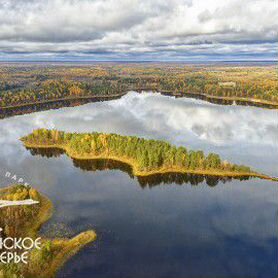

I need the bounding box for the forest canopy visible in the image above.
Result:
[22,129,253,175]
[1,64,277,107]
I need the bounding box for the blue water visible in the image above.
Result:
[0,92,277,278]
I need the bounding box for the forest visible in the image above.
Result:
[21,129,256,177]
[0,63,277,108]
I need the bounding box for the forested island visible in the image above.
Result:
[0,184,96,278]
[0,64,277,113]
[21,129,275,181]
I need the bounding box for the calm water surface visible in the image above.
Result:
[0,92,277,278]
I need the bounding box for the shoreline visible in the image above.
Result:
[22,142,278,182]
[0,184,97,277]
[173,92,278,108]
[0,92,127,110]
[1,89,277,112]
[155,90,278,108]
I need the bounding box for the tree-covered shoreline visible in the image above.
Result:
[1,64,277,109]
[21,129,274,181]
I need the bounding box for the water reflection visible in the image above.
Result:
[2,90,275,121]
[26,147,251,187]
[0,92,277,278]
[1,92,276,175]
[27,147,65,158]
[73,159,251,187]
[0,94,124,119]
[137,173,250,187]
[160,91,278,109]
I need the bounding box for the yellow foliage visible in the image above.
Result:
[69,85,83,96]
[29,188,40,200]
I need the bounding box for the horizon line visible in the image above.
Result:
[0,59,277,63]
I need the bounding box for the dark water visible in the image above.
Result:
[0,92,277,278]
[26,147,252,187]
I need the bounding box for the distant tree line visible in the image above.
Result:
[0,79,124,107]
[1,65,277,107]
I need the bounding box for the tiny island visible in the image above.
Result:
[21,129,276,181]
[0,184,96,278]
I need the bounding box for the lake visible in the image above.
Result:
[0,92,277,278]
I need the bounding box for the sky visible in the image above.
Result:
[0,0,277,61]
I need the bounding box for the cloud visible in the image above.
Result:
[0,0,277,60]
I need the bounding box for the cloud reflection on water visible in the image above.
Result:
[0,91,277,175]
[0,92,277,278]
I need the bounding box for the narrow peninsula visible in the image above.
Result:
[21,129,276,181]
[0,184,97,278]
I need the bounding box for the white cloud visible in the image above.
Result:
[0,0,277,59]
